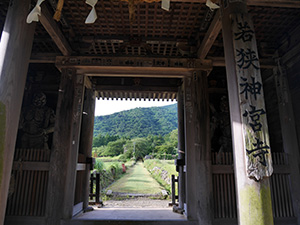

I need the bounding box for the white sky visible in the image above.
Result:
[95,99,177,116]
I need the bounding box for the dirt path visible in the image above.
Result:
[107,162,163,195]
[103,197,171,208]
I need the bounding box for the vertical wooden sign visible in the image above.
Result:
[231,14,273,180]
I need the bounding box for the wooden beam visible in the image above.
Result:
[12,162,50,171]
[209,57,276,68]
[246,0,300,8]
[84,76,93,89]
[55,56,213,77]
[197,10,221,60]
[30,53,58,63]
[0,0,35,223]
[171,0,300,8]
[39,5,72,56]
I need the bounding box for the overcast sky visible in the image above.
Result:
[95,99,177,116]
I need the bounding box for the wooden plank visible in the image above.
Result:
[212,165,234,174]
[76,163,86,171]
[0,0,35,222]
[40,4,72,56]
[73,202,83,217]
[12,162,50,171]
[197,10,221,60]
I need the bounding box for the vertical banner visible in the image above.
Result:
[231,14,273,180]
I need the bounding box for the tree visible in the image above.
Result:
[101,138,126,156]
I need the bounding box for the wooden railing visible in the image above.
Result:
[212,152,294,220]
[89,171,114,204]
[6,149,50,217]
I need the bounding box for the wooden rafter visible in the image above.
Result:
[39,4,72,56]
[197,10,221,59]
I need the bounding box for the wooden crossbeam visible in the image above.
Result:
[246,0,300,8]
[39,5,72,56]
[197,10,221,60]
[171,0,300,8]
[55,56,212,77]
[209,57,276,69]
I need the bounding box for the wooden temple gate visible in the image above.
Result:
[1,0,300,225]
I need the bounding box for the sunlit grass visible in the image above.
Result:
[108,162,163,194]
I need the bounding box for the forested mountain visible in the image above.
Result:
[93,103,178,138]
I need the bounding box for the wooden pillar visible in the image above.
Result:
[184,72,213,223]
[46,69,85,224]
[80,87,96,210]
[221,1,274,224]
[0,0,35,224]
[274,60,300,224]
[177,85,186,210]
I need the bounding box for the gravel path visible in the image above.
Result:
[101,197,171,208]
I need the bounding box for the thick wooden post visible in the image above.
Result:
[184,72,213,223]
[46,69,85,224]
[80,87,96,210]
[0,0,35,223]
[221,1,274,224]
[177,86,186,210]
[274,61,300,224]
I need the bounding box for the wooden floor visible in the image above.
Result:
[62,207,197,225]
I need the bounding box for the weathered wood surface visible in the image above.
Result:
[184,72,213,223]
[46,69,85,224]
[0,0,35,223]
[79,88,96,210]
[6,149,50,217]
[177,86,186,210]
[231,12,272,180]
[211,152,295,220]
[40,4,72,56]
[274,59,300,224]
[55,56,212,77]
[221,1,274,224]
[197,10,222,60]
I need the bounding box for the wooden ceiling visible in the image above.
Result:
[1,0,300,101]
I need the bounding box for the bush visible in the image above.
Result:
[93,158,104,172]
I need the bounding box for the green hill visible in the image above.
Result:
[93,103,178,138]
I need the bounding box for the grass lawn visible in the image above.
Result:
[108,162,163,194]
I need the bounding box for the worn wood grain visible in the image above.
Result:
[79,88,96,210]
[0,0,35,223]
[46,69,85,224]
[184,72,212,223]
